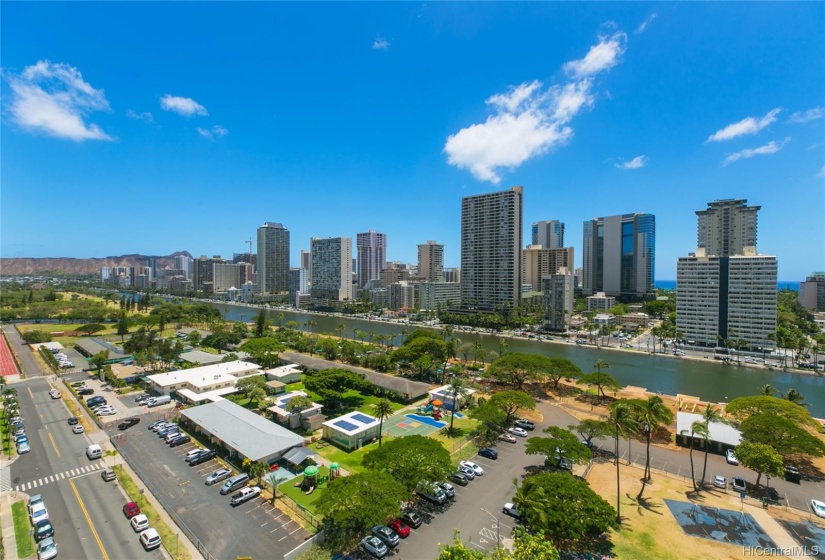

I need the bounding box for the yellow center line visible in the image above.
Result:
[47,432,60,457]
[27,387,34,399]
[69,478,110,560]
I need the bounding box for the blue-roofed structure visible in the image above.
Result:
[322,410,380,450]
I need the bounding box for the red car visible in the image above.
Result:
[123,502,141,519]
[388,519,410,538]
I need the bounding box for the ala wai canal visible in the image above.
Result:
[205,302,825,418]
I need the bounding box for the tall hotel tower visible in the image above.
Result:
[257,222,290,295]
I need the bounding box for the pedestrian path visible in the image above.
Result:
[7,461,108,492]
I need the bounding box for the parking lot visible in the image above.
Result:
[61,372,175,425]
[106,412,309,560]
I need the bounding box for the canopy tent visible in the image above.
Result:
[282,446,318,468]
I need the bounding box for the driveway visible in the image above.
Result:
[106,413,309,560]
[61,373,175,425]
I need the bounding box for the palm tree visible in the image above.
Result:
[681,421,707,492]
[607,401,636,524]
[249,461,269,486]
[446,376,470,434]
[633,396,674,499]
[783,389,806,405]
[698,404,725,489]
[304,320,316,334]
[498,337,509,357]
[594,359,610,374]
[760,384,777,396]
[372,399,394,446]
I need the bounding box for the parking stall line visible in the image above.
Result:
[278,535,288,541]
[289,526,302,535]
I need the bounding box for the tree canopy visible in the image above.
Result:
[486,353,554,390]
[735,441,785,487]
[578,371,622,402]
[488,391,536,425]
[362,435,452,492]
[725,395,819,429]
[303,368,371,411]
[525,426,593,468]
[436,527,559,560]
[514,472,617,548]
[739,414,825,458]
[569,419,610,447]
[544,358,583,389]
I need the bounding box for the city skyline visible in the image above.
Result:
[1,3,823,280]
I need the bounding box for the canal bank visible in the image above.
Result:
[200,301,825,418]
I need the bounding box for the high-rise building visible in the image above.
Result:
[417,241,445,283]
[799,273,825,312]
[582,213,655,298]
[522,246,574,291]
[542,267,574,331]
[461,187,523,312]
[444,268,461,283]
[213,263,243,292]
[193,256,223,294]
[531,220,564,248]
[380,266,410,288]
[419,282,461,310]
[174,255,192,279]
[356,231,387,288]
[310,237,353,301]
[676,248,777,350]
[257,222,290,295]
[696,199,760,257]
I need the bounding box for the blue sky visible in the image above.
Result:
[2,2,823,281]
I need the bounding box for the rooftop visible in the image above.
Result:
[322,410,379,436]
[676,411,743,447]
[181,399,305,462]
[147,360,261,388]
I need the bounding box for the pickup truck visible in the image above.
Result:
[230,486,261,507]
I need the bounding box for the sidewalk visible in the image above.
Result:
[742,500,808,560]
[1,451,21,560]
[89,430,203,560]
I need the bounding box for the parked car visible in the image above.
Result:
[459,461,484,476]
[388,518,411,537]
[140,528,162,550]
[130,513,150,532]
[186,448,207,463]
[34,519,54,541]
[732,477,747,493]
[31,503,49,524]
[148,420,165,430]
[158,425,179,437]
[190,450,216,466]
[498,433,517,444]
[726,449,739,465]
[169,435,191,447]
[36,536,57,560]
[449,472,469,486]
[17,442,31,454]
[97,408,117,416]
[401,511,422,529]
[514,419,535,431]
[77,388,94,396]
[118,418,140,430]
[165,431,185,443]
[123,501,141,519]
[478,448,498,460]
[437,481,455,499]
[502,502,520,519]
[712,475,727,489]
[67,417,78,427]
[457,465,476,480]
[102,469,116,482]
[28,495,44,518]
[371,525,400,548]
[784,466,801,483]
[360,535,388,558]
[231,486,262,506]
[49,390,61,400]
[134,394,151,403]
[508,427,528,438]
[205,468,233,486]
[812,499,825,519]
[15,434,28,445]
[416,481,447,505]
[72,425,85,434]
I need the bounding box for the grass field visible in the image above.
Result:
[276,466,331,514]
[283,381,406,416]
[12,500,35,557]
[313,438,387,474]
[113,464,191,560]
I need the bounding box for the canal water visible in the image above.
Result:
[207,302,825,417]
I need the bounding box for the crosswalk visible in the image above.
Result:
[8,461,108,492]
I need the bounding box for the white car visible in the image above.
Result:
[140,528,162,550]
[31,503,49,524]
[508,427,528,438]
[459,461,484,476]
[726,449,739,465]
[37,537,57,560]
[130,513,150,532]
[712,475,727,489]
[812,499,825,519]
[502,502,520,519]
[72,425,85,434]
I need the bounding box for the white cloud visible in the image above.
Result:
[615,155,647,169]
[788,107,823,124]
[7,60,113,141]
[635,13,657,33]
[197,125,229,139]
[126,110,153,123]
[160,94,207,116]
[722,137,789,166]
[372,36,390,50]
[445,31,625,183]
[563,32,626,78]
[818,166,825,178]
[707,108,781,142]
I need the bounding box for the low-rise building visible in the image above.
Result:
[322,411,381,450]
[587,292,616,311]
[675,411,742,453]
[264,363,302,385]
[267,391,324,430]
[145,360,263,404]
[616,312,650,328]
[428,384,477,411]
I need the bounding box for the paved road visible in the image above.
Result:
[10,377,162,560]
[107,412,309,560]
[4,325,46,378]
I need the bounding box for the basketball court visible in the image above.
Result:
[382,413,444,438]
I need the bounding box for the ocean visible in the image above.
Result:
[656,280,799,291]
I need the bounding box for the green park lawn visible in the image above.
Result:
[277,465,331,515]
[283,382,406,416]
[312,437,391,474]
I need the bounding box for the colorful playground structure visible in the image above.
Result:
[416,399,452,421]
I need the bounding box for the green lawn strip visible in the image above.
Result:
[276,466,331,515]
[11,500,35,558]
[112,465,191,560]
[451,441,480,464]
[313,439,388,474]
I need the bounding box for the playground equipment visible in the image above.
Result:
[417,403,435,415]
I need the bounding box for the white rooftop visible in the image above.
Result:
[178,386,239,403]
[267,391,323,419]
[676,412,743,447]
[264,364,302,378]
[430,384,478,400]
[322,410,379,436]
[147,360,261,388]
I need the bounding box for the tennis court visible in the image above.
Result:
[383,413,444,438]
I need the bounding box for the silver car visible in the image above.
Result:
[205,468,233,486]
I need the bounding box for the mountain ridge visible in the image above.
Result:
[0,251,193,275]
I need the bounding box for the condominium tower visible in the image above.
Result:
[582,213,656,298]
[310,237,353,301]
[417,241,445,283]
[356,231,387,288]
[257,222,290,295]
[522,246,574,291]
[531,220,564,249]
[460,186,523,311]
[696,199,760,257]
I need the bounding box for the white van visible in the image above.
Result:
[86,444,102,460]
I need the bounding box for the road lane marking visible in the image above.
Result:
[27,387,34,399]
[69,477,109,560]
